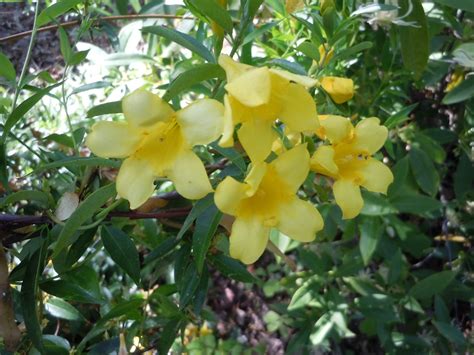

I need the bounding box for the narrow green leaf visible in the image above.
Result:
[159,318,182,354]
[242,22,279,45]
[101,226,141,285]
[399,0,429,75]
[45,297,84,321]
[387,156,410,198]
[145,195,213,264]
[0,52,16,81]
[163,64,225,101]
[37,0,83,27]
[359,217,382,265]
[189,0,233,33]
[0,190,51,208]
[103,53,156,66]
[390,193,442,215]
[86,100,123,118]
[434,295,450,322]
[33,157,120,174]
[409,147,439,196]
[409,270,457,299]
[384,103,418,129]
[454,152,474,201]
[58,27,72,63]
[142,26,215,62]
[68,50,89,66]
[332,41,373,61]
[296,42,320,61]
[40,280,101,304]
[71,81,111,95]
[433,321,467,345]
[53,184,116,258]
[433,0,474,12]
[178,264,201,307]
[192,203,222,273]
[208,253,259,283]
[20,245,47,352]
[2,82,62,141]
[442,76,474,104]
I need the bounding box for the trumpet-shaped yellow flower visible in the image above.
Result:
[310,116,393,219]
[320,76,354,104]
[86,89,224,209]
[218,55,320,162]
[215,145,324,264]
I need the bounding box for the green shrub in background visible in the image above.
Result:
[0,0,473,353]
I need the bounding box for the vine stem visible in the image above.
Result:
[0,14,195,44]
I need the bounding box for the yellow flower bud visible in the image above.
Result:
[318,44,334,66]
[320,76,354,104]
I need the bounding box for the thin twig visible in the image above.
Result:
[0,14,195,44]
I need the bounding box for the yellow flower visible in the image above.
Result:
[310,116,393,219]
[215,145,324,264]
[86,89,224,209]
[320,76,354,104]
[318,44,334,66]
[218,55,320,162]
[445,69,463,92]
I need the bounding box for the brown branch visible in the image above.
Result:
[0,14,195,44]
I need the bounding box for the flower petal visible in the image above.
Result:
[360,158,393,194]
[215,177,248,215]
[176,99,224,146]
[320,76,354,104]
[225,67,272,107]
[317,115,353,144]
[269,68,317,87]
[122,88,174,127]
[245,161,267,195]
[218,55,253,82]
[219,95,235,147]
[279,83,319,132]
[333,179,363,219]
[278,198,323,242]
[117,158,155,209]
[352,117,388,155]
[237,119,276,162]
[229,217,269,264]
[168,150,213,200]
[272,144,309,193]
[86,121,139,158]
[310,145,339,177]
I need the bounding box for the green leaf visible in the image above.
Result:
[71,81,111,95]
[359,217,382,265]
[159,318,183,354]
[41,280,102,304]
[101,226,141,285]
[442,76,474,104]
[86,101,123,118]
[433,321,466,345]
[142,26,215,63]
[434,295,450,322]
[20,245,47,352]
[37,0,83,27]
[53,183,116,258]
[0,52,16,81]
[433,0,474,12]
[103,53,156,66]
[409,271,457,299]
[409,147,439,196]
[390,193,442,215]
[384,103,418,129]
[58,27,72,63]
[45,297,84,321]
[332,41,373,61]
[163,64,225,101]
[2,82,62,141]
[33,157,120,174]
[454,152,474,201]
[296,42,320,61]
[0,190,52,208]
[208,253,259,283]
[145,195,213,264]
[453,43,474,67]
[242,22,279,45]
[399,0,429,75]
[387,156,409,198]
[68,50,90,66]
[189,0,233,33]
[192,202,222,273]
[178,263,201,307]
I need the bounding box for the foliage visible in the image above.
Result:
[0,0,473,353]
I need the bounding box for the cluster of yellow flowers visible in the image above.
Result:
[86,55,393,264]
